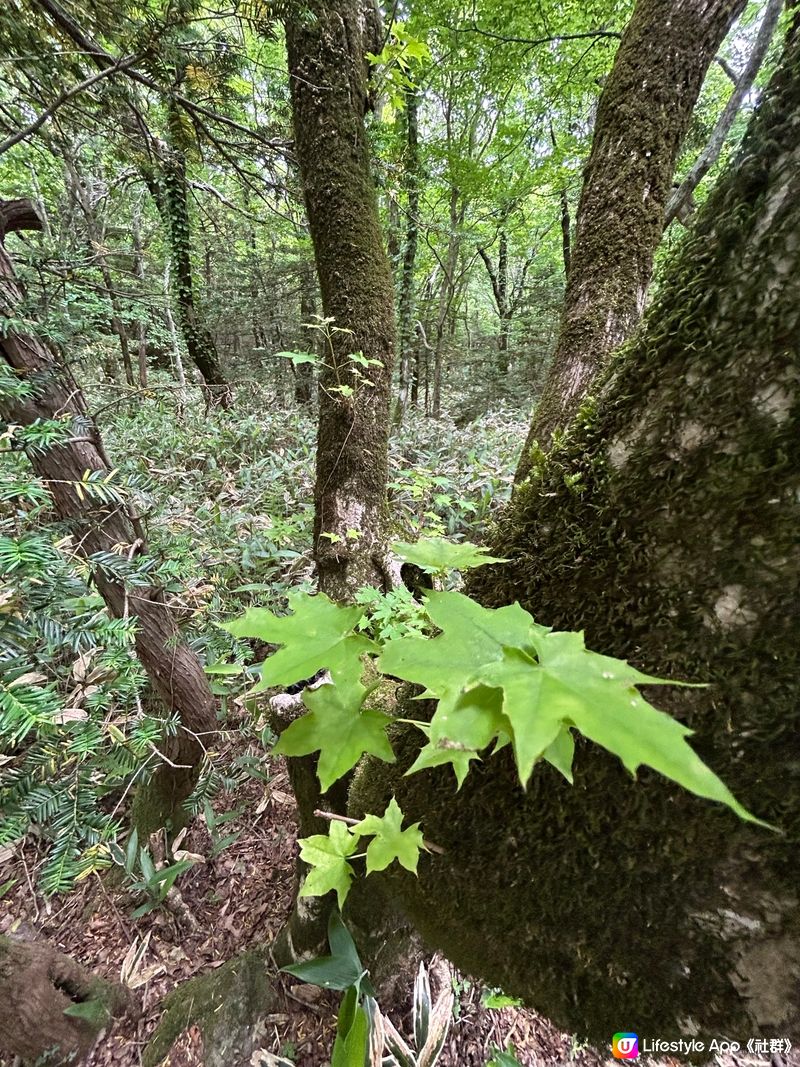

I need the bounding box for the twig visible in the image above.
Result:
[313,808,446,855]
[0,56,139,156]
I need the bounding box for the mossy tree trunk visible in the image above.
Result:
[515,0,747,480]
[295,258,317,406]
[154,149,233,409]
[285,0,396,602]
[0,933,131,1064]
[0,201,217,835]
[350,16,800,1043]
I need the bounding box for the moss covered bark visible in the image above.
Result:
[349,17,800,1044]
[143,950,276,1067]
[285,0,396,601]
[516,0,747,478]
[0,934,131,1064]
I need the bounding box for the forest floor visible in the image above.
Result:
[2,732,615,1067]
[2,730,797,1067]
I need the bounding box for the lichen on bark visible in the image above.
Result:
[349,14,800,1043]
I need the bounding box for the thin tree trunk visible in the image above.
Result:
[666,0,784,226]
[64,155,135,386]
[558,187,571,276]
[156,156,232,409]
[395,87,420,423]
[285,0,396,602]
[432,190,461,418]
[478,226,511,380]
[164,260,187,396]
[0,203,217,833]
[132,200,148,388]
[352,14,800,1040]
[516,0,748,480]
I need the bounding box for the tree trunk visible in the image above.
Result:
[395,87,420,423]
[0,934,131,1065]
[295,258,317,406]
[478,225,511,380]
[350,14,800,1043]
[157,156,232,409]
[132,200,148,388]
[285,0,396,602]
[0,204,217,834]
[432,188,462,419]
[515,0,747,480]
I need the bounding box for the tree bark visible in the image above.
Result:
[0,934,131,1064]
[0,204,217,833]
[152,153,233,409]
[285,0,396,601]
[515,0,748,481]
[295,258,317,406]
[350,13,800,1042]
[132,201,149,388]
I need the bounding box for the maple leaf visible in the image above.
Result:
[273,674,395,792]
[222,592,377,690]
[298,820,358,910]
[380,589,545,699]
[393,537,508,574]
[353,797,425,874]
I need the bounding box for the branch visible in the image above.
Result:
[457,23,621,48]
[0,198,43,241]
[28,0,289,156]
[477,245,503,311]
[0,56,137,157]
[666,0,784,226]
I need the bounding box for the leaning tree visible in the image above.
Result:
[350,7,800,1044]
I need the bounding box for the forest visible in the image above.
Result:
[0,0,798,1064]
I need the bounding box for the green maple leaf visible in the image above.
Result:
[273,675,395,792]
[405,735,480,789]
[380,590,545,699]
[353,797,425,874]
[298,820,358,909]
[393,537,509,575]
[524,629,765,824]
[222,592,377,690]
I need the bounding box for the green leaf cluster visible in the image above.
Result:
[297,799,424,909]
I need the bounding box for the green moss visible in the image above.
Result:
[143,950,276,1067]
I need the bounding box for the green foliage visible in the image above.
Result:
[285,914,451,1067]
[394,536,508,576]
[226,537,762,911]
[274,674,395,793]
[224,592,378,691]
[486,1045,523,1066]
[297,799,424,908]
[109,826,198,917]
